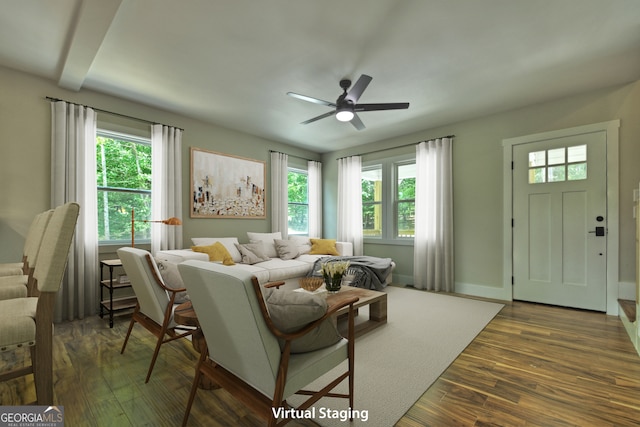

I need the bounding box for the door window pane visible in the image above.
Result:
[529,151,546,167]
[568,163,587,181]
[548,148,565,165]
[568,145,586,162]
[529,167,546,184]
[548,165,566,182]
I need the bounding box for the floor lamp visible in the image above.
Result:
[131,208,182,247]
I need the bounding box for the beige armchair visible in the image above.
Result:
[117,247,196,383]
[0,202,79,405]
[178,260,358,427]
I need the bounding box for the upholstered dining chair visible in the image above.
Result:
[178,260,358,427]
[0,209,53,300]
[117,247,196,383]
[0,202,79,405]
[0,209,52,277]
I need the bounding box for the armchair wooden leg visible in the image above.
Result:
[120,306,139,355]
[182,351,207,427]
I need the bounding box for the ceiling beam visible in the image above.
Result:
[58,0,123,91]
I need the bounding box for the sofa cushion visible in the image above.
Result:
[264,288,342,353]
[255,258,313,282]
[191,237,242,263]
[309,238,340,256]
[247,232,281,258]
[235,242,271,265]
[191,242,236,265]
[155,259,190,304]
[274,239,299,260]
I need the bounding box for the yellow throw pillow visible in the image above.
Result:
[191,241,235,265]
[309,238,340,256]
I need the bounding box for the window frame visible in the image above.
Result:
[96,129,152,246]
[362,153,416,246]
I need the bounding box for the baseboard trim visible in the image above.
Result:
[454,282,512,301]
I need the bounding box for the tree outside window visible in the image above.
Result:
[396,163,416,238]
[362,166,382,237]
[97,132,152,244]
[288,169,308,235]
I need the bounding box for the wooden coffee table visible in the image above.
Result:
[326,286,387,337]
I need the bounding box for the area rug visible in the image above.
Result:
[287,286,504,426]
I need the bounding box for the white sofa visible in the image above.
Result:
[155,233,355,288]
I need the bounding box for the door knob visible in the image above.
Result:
[588,226,605,236]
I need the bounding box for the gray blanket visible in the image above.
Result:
[307,256,393,291]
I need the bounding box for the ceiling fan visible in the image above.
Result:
[287,74,410,130]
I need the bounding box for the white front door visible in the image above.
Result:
[512,130,607,311]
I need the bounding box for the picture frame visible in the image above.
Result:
[190,147,266,218]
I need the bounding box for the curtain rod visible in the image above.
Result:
[46,96,185,131]
[336,134,455,161]
[269,149,318,163]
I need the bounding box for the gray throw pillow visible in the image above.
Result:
[264,288,342,353]
[274,239,299,260]
[155,259,190,304]
[235,242,270,264]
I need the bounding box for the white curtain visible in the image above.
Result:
[308,160,322,238]
[413,137,454,291]
[51,101,98,322]
[151,124,183,254]
[271,151,289,237]
[337,156,363,255]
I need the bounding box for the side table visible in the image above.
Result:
[99,258,137,328]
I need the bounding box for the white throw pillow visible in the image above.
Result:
[288,236,312,255]
[247,231,281,258]
[274,239,299,260]
[264,288,342,353]
[191,237,242,263]
[154,259,190,304]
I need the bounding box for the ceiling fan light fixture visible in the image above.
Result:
[335,105,354,122]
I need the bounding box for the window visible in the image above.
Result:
[287,168,308,235]
[97,131,152,244]
[362,166,382,237]
[362,156,416,242]
[528,144,587,184]
[396,163,416,237]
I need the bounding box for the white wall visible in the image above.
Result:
[323,80,640,300]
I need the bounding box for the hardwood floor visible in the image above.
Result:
[1,297,639,426]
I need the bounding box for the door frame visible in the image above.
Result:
[502,120,620,315]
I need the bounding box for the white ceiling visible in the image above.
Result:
[2,0,639,153]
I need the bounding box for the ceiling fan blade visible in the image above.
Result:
[345,74,372,104]
[287,92,335,107]
[356,102,410,111]
[301,110,336,125]
[350,113,366,131]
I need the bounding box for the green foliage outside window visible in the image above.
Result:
[397,177,415,237]
[362,175,381,237]
[96,135,152,243]
[288,170,308,235]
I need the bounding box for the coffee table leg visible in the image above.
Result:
[369,297,387,322]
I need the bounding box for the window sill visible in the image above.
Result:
[363,238,414,246]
